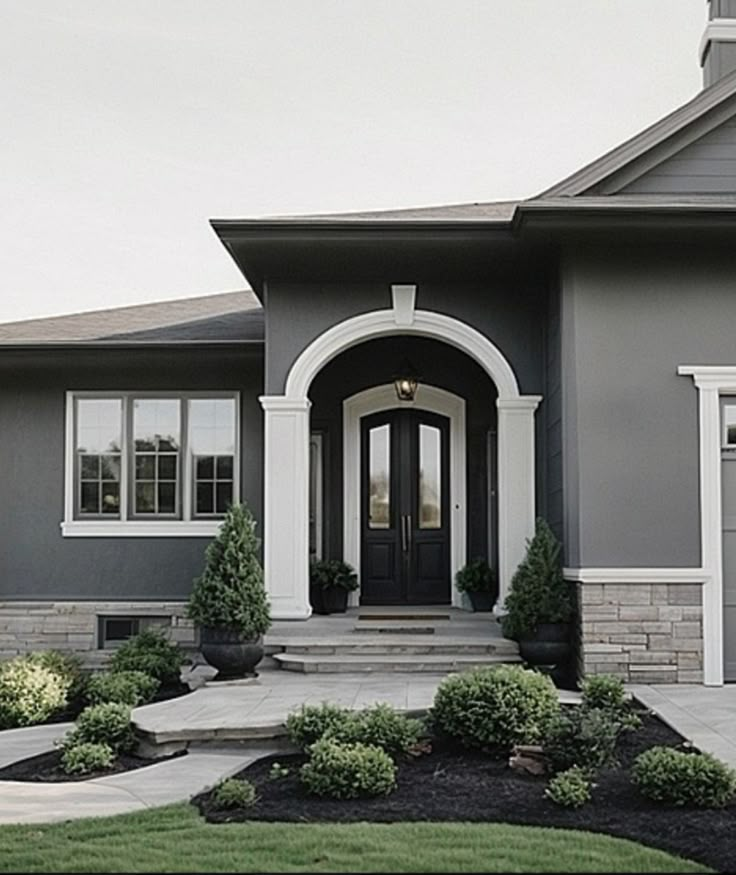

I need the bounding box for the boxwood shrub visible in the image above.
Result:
[545,766,592,808]
[212,778,258,810]
[65,702,137,754]
[109,629,184,686]
[328,704,424,755]
[543,707,620,774]
[300,739,396,799]
[86,671,159,707]
[431,664,559,750]
[60,742,115,775]
[631,746,736,808]
[0,658,69,728]
[285,703,352,751]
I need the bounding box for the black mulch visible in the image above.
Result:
[0,748,186,783]
[193,710,735,873]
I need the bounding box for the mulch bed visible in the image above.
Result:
[0,748,186,783]
[193,708,735,873]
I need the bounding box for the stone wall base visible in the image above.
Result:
[0,601,196,667]
[578,582,704,684]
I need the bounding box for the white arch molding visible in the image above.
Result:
[260,298,542,619]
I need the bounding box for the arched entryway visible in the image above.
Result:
[260,286,541,618]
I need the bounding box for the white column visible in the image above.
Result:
[259,395,312,619]
[695,382,723,685]
[496,395,542,611]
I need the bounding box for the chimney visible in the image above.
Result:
[702,0,736,87]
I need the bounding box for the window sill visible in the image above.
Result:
[60,520,222,538]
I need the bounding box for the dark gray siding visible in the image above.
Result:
[622,118,736,194]
[559,243,736,568]
[264,279,545,397]
[545,278,563,543]
[0,348,263,600]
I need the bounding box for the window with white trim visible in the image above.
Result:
[69,392,239,525]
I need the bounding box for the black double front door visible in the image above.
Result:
[360,409,450,605]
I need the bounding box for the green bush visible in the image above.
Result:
[431,665,559,750]
[631,746,736,808]
[86,671,159,707]
[0,658,68,728]
[501,518,574,640]
[65,702,136,754]
[328,704,423,756]
[285,703,353,751]
[581,675,626,713]
[543,707,620,774]
[300,739,396,799]
[545,766,592,808]
[309,559,359,591]
[212,778,258,810]
[109,629,185,686]
[187,503,271,639]
[60,742,115,775]
[455,558,495,594]
[24,651,86,702]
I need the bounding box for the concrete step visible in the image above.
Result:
[272,652,521,673]
[353,622,441,634]
[280,641,519,656]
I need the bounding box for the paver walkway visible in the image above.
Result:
[0,745,270,825]
[0,669,580,825]
[631,683,736,767]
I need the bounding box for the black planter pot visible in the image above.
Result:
[519,622,572,667]
[310,585,349,615]
[200,626,264,679]
[466,591,494,612]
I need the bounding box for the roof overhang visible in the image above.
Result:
[211,219,524,297]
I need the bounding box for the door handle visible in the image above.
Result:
[406,514,412,554]
[400,515,408,554]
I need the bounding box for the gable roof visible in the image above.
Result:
[0,290,263,346]
[540,67,736,197]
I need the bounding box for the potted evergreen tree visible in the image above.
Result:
[455,558,496,611]
[187,503,271,679]
[309,559,358,614]
[500,518,574,666]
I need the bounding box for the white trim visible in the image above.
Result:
[700,18,736,64]
[343,384,467,609]
[284,308,521,401]
[262,298,539,619]
[63,390,240,537]
[61,520,223,538]
[564,567,709,584]
[677,364,736,686]
[391,285,416,326]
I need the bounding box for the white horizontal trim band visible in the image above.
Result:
[61,521,222,538]
[564,567,710,584]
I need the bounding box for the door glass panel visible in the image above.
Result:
[725,406,736,446]
[368,424,390,529]
[419,423,441,529]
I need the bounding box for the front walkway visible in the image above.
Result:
[631,684,736,768]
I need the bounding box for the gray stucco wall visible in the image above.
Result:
[560,243,736,568]
[0,347,263,600]
[264,279,545,397]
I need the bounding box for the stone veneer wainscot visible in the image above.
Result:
[0,601,196,667]
[577,583,704,684]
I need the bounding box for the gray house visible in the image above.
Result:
[4,2,736,685]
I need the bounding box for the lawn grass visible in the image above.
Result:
[0,804,709,873]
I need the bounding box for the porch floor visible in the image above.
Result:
[265,606,510,646]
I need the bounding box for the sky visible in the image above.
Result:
[0,0,707,323]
